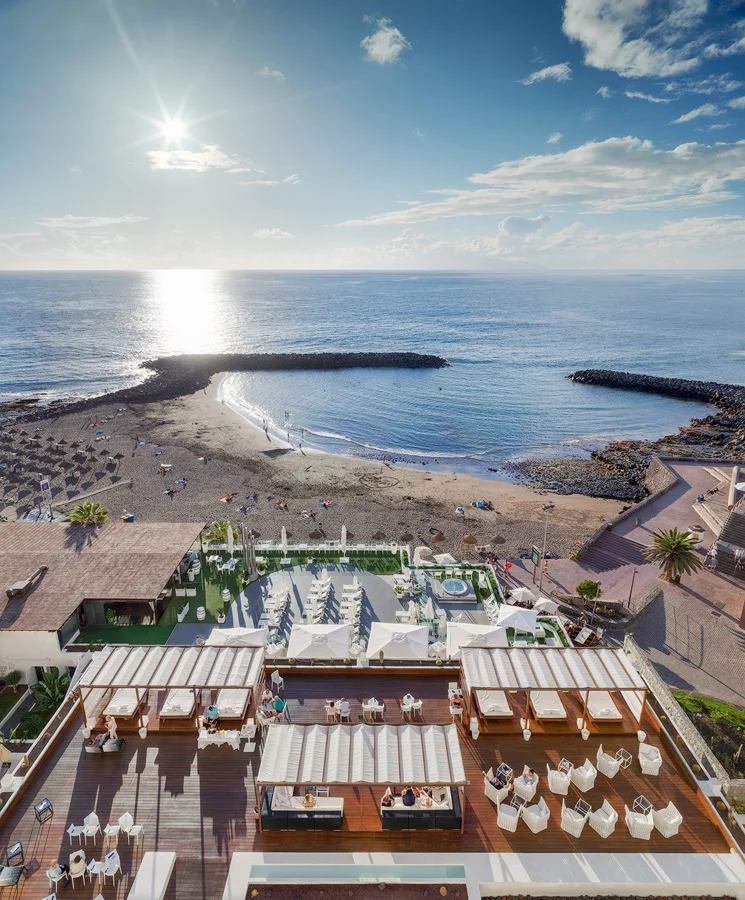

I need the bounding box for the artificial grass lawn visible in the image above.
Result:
[260,551,402,576]
[673,691,745,728]
[161,556,245,625]
[76,624,175,645]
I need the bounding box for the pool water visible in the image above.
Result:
[441,578,469,595]
[250,864,466,881]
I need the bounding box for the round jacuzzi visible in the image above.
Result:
[441,578,469,596]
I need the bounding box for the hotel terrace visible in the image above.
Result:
[0,523,744,900]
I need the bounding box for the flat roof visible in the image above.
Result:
[0,521,204,632]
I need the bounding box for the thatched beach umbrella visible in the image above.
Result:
[399,532,414,542]
[309,529,323,540]
[432,531,446,543]
[490,535,506,546]
[372,530,386,540]
[46,435,55,443]
[462,533,478,557]
[19,430,28,436]
[247,528,261,539]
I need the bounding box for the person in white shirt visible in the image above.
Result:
[338,698,351,717]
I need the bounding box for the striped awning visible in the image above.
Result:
[257,723,466,785]
[461,647,646,693]
[78,644,264,691]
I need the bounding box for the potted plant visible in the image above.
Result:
[217,605,226,625]
[105,607,116,626]
[379,650,385,666]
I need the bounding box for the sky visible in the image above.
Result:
[1,0,745,270]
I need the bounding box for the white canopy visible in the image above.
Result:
[412,546,433,566]
[446,623,509,659]
[461,647,647,693]
[78,644,264,690]
[496,604,538,633]
[257,723,466,785]
[205,627,267,647]
[434,553,458,565]
[506,586,537,606]
[366,622,429,660]
[287,623,350,660]
[534,598,559,615]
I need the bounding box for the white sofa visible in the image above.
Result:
[271,786,344,813]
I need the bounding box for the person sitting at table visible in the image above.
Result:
[261,688,274,708]
[303,791,317,808]
[203,705,220,729]
[381,786,394,807]
[48,858,70,884]
[401,786,417,807]
[450,693,464,709]
[338,697,351,718]
[483,768,511,789]
[273,695,287,719]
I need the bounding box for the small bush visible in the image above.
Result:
[12,709,52,741]
[3,670,22,687]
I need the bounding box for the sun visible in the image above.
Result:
[159,116,187,147]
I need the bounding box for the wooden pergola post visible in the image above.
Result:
[135,687,143,730]
[78,687,88,729]
[193,688,199,730]
[523,691,531,730]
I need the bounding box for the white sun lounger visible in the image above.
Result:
[583,690,623,721]
[217,689,250,719]
[530,690,567,719]
[126,851,176,900]
[476,690,513,717]
[160,689,196,718]
[104,688,147,718]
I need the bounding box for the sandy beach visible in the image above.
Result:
[1,373,626,559]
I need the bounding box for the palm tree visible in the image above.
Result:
[32,667,70,711]
[644,527,703,582]
[68,500,109,526]
[204,519,231,546]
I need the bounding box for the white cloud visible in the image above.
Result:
[625,90,671,103]
[69,165,83,175]
[37,214,147,229]
[361,17,411,64]
[241,179,280,186]
[256,65,285,81]
[498,215,550,235]
[254,227,294,239]
[673,103,724,123]
[562,0,705,78]
[340,136,745,226]
[703,30,745,59]
[521,62,571,84]
[666,73,744,95]
[147,144,249,173]
[729,96,745,110]
[547,132,563,144]
[597,86,612,99]
[413,129,427,140]
[283,174,300,184]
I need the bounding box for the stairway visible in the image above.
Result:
[718,508,745,549]
[580,531,649,573]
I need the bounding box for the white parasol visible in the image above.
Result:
[496,604,538,634]
[366,622,429,660]
[227,524,234,556]
[533,597,559,615]
[423,597,435,621]
[281,525,288,556]
[407,599,419,624]
[287,623,351,659]
[341,524,347,555]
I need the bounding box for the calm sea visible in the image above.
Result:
[1,270,743,476]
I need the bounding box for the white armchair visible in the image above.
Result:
[522,796,550,833]
[570,758,597,792]
[561,799,590,837]
[546,763,570,795]
[625,805,654,840]
[597,744,621,778]
[484,769,510,807]
[102,849,121,885]
[639,743,662,776]
[653,801,683,838]
[497,802,520,832]
[82,812,101,844]
[589,799,618,838]
[513,765,539,802]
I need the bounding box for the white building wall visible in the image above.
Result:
[0,630,85,681]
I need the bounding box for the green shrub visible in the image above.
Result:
[11,710,53,741]
[33,668,69,712]
[3,670,22,687]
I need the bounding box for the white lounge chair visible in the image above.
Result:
[102,849,121,885]
[118,811,144,844]
[653,801,683,838]
[513,765,538,801]
[83,812,101,844]
[589,799,618,838]
[67,823,84,845]
[625,805,654,840]
[570,758,597,792]
[497,802,520,832]
[561,799,590,837]
[522,796,550,833]
[546,763,570,795]
[597,744,621,778]
[639,743,662,776]
[483,769,510,807]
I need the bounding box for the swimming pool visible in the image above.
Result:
[249,864,466,881]
[441,578,469,596]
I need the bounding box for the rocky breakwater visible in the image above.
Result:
[2,351,449,423]
[511,369,745,501]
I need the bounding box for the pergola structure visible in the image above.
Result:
[256,723,467,833]
[76,643,265,732]
[460,646,648,734]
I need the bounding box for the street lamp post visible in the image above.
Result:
[538,503,554,593]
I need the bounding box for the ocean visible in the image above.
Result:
[1,269,743,477]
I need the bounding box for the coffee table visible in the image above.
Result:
[558,758,573,775]
[633,795,652,815]
[496,763,513,781]
[574,798,592,816]
[616,748,633,769]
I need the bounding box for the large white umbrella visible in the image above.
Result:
[506,586,536,607]
[412,546,433,566]
[205,627,267,646]
[366,622,429,660]
[423,597,435,621]
[341,524,347,555]
[434,553,458,565]
[446,623,509,658]
[407,599,418,624]
[352,574,360,591]
[287,623,351,660]
[281,525,288,556]
[534,598,559,615]
[227,524,234,556]
[496,604,538,634]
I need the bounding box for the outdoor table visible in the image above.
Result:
[448,687,463,699]
[574,798,592,816]
[558,758,573,775]
[616,748,633,769]
[633,795,652,815]
[197,730,241,750]
[496,763,513,781]
[206,555,221,565]
[402,693,415,705]
[510,794,526,810]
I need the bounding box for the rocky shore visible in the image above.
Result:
[1,351,449,423]
[511,369,745,500]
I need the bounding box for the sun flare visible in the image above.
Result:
[159,116,186,146]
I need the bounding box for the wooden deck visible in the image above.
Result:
[0,673,732,900]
